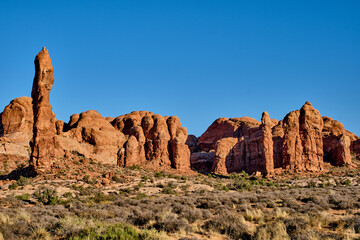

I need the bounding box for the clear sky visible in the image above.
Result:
[1,1,359,137]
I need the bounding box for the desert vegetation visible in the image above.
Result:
[1,160,360,240]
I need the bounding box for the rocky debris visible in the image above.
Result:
[322,117,352,166]
[30,47,63,174]
[112,111,191,170]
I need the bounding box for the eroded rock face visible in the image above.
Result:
[30,47,63,174]
[200,113,274,176]
[0,97,34,173]
[59,110,125,165]
[299,102,324,171]
[1,97,33,143]
[193,102,354,176]
[322,117,352,166]
[282,102,324,172]
[197,118,240,151]
[112,111,191,170]
[352,139,360,159]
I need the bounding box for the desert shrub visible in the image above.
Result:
[91,191,117,203]
[154,172,165,178]
[345,216,360,233]
[329,194,355,210]
[69,223,140,240]
[128,208,154,226]
[153,212,190,233]
[30,226,52,240]
[63,192,73,198]
[16,193,30,201]
[172,204,202,223]
[282,197,301,210]
[243,208,263,222]
[8,182,18,190]
[204,211,253,240]
[255,221,290,240]
[33,188,60,205]
[195,197,221,209]
[227,178,253,191]
[284,216,311,235]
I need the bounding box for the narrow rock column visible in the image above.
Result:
[30,47,59,174]
[260,112,275,176]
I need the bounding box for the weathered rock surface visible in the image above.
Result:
[322,117,352,166]
[0,97,34,173]
[194,102,356,176]
[30,47,63,174]
[1,97,33,143]
[1,48,359,177]
[352,139,360,159]
[112,112,191,170]
[186,134,198,153]
[197,118,240,151]
[59,110,126,165]
[282,102,324,172]
[190,151,215,172]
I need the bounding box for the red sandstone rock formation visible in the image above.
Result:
[1,97,33,142]
[322,116,352,166]
[194,102,356,176]
[352,139,360,159]
[59,110,126,165]
[112,111,190,170]
[0,97,34,173]
[282,102,324,172]
[199,114,274,176]
[30,47,63,174]
[197,118,239,151]
[1,48,359,177]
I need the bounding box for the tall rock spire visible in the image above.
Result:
[30,47,60,174]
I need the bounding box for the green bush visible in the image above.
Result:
[15,193,30,201]
[70,223,140,240]
[33,188,60,205]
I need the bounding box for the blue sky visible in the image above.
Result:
[1,1,359,136]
